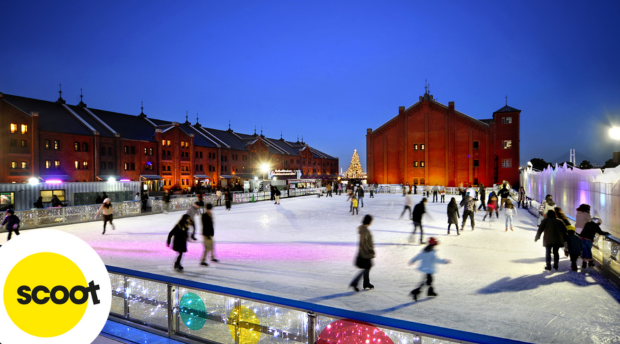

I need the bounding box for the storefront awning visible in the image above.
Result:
[219,175,235,179]
[232,173,255,179]
[140,175,163,180]
[41,174,73,181]
[193,175,212,179]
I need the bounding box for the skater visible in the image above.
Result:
[498,184,511,210]
[414,184,417,195]
[357,185,364,207]
[399,191,413,220]
[517,187,526,208]
[579,216,609,269]
[102,192,109,201]
[141,192,149,211]
[95,193,103,204]
[33,197,44,209]
[477,184,486,211]
[270,186,276,202]
[369,184,374,198]
[224,188,232,211]
[460,194,476,231]
[274,187,281,205]
[186,201,202,240]
[554,207,571,256]
[432,185,439,203]
[163,190,171,214]
[574,204,591,235]
[483,191,499,221]
[327,183,332,197]
[408,237,450,301]
[51,195,63,207]
[565,226,582,271]
[346,189,354,212]
[440,187,445,203]
[447,198,460,235]
[411,198,428,244]
[95,198,115,234]
[351,195,359,215]
[338,183,342,196]
[350,215,375,292]
[167,214,191,271]
[538,194,555,226]
[216,188,222,206]
[200,203,218,266]
[1,209,21,241]
[504,200,517,231]
[535,210,567,271]
[402,184,407,197]
[134,192,141,201]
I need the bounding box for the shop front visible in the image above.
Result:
[140,175,164,192]
[193,175,213,191]
[287,179,319,189]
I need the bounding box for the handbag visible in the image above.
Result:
[355,254,364,269]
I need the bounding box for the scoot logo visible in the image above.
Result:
[0,230,111,344]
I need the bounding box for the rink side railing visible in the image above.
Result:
[519,195,620,285]
[6,188,326,230]
[106,265,530,344]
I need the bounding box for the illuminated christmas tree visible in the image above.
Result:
[345,149,364,178]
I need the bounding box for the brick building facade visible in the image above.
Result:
[0,92,338,188]
[366,91,520,187]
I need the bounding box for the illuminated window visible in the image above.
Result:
[413,144,418,151]
[503,140,512,149]
[414,161,418,167]
[45,139,51,149]
[421,144,425,150]
[83,161,88,169]
[502,117,512,124]
[10,123,17,133]
[54,140,60,150]
[11,161,17,169]
[55,160,61,169]
[162,140,165,146]
[45,160,51,169]
[124,146,129,154]
[21,124,27,134]
[420,161,425,167]
[124,163,129,170]
[144,147,148,155]
[21,162,27,169]
[167,140,171,146]
[75,142,80,151]
[21,140,27,147]
[40,190,65,202]
[75,161,80,170]
[502,159,512,168]
[150,148,153,155]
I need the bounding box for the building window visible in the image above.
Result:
[101,161,106,170]
[144,147,148,155]
[502,159,512,168]
[473,141,479,149]
[162,140,165,146]
[502,117,512,124]
[40,190,65,202]
[413,161,418,167]
[414,178,418,185]
[167,140,171,146]
[75,142,80,151]
[45,139,51,149]
[474,160,479,167]
[503,140,512,149]
[45,160,51,169]
[55,161,61,169]
[420,161,425,167]
[150,148,153,155]
[21,140,27,147]
[54,140,60,150]
[75,161,80,170]
[413,144,418,151]
[474,178,479,186]
[124,162,129,170]
[83,161,88,169]
[108,162,113,170]
[11,161,18,169]
[10,139,16,147]
[421,144,425,150]
[100,147,106,156]
[420,178,425,185]
[83,143,88,152]
[131,163,135,170]
[131,146,135,154]
[10,123,17,133]
[21,124,27,134]
[124,146,129,154]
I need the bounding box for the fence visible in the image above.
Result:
[106,265,529,344]
[370,185,486,196]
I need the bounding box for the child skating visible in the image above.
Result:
[408,237,450,301]
[504,199,517,231]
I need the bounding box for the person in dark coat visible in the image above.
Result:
[224,189,232,211]
[167,214,191,271]
[274,187,281,205]
[102,192,109,202]
[411,198,428,244]
[517,187,526,208]
[1,209,21,241]
[350,215,375,291]
[163,191,171,214]
[477,184,486,211]
[565,226,582,271]
[447,198,460,235]
[141,192,149,211]
[356,186,364,207]
[33,197,44,209]
[51,195,63,207]
[579,216,609,268]
[535,210,567,271]
[460,195,476,231]
[498,185,511,210]
[95,194,103,204]
[200,203,218,266]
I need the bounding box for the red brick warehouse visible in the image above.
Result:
[366,89,520,187]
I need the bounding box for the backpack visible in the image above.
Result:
[353,199,358,207]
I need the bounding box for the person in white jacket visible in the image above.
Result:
[408,237,450,301]
[95,198,115,234]
[504,199,517,231]
[399,192,413,219]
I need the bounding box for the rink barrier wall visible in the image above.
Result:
[2,188,326,230]
[105,265,531,344]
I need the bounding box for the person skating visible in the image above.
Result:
[350,215,375,292]
[498,185,511,210]
[554,207,571,256]
[167,214,191,271]
[574,204,591,235]
[411,198,428,244]
[447,198,460,235]
[538,194,555,226]
[460,194,476,231]
[51,195,63,207]
[483,192,499,221]
[369,184,374,198]
[477,184,487,211]
[186,201,202,240]
[224,188,232,211]
[504,200,517,231]
[579,216,609,269]
[402,184,407,197]
[565,226,582,271]
[95,198,115,234]
[327,183,332,197]
[357,186,364,207]
[535,210,567,271]
[338,183,342,196]
[346,189,354,212]
[274,187,281,204]
[440,187,445,203]
[95,193,103,204]
[1,209,21,241]
[141,192,149,211]
[134,192,141,201]
[216,188,222,206]
[200,204,218,266]
[408,237,450,301]
[351,195,359,215]
[432,185,439,203]
[33,197,44,209]
[399,191,413,220]
[163,191,171,214]
[517,187,526,208]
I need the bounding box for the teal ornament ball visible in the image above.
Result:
[179,292,207,331]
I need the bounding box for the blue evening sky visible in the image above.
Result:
[2,0,619,169]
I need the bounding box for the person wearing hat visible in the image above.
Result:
[1,209,21,241]
[535,210,567,271]
[408,237,450,301]
[95,198,115,234]
[565,225,583,271]
[579,216,609,268]
[574,204,591,235]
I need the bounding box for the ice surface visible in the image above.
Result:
[5,194,620,344]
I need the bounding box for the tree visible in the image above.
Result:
[603,159,619,169]
[530,158,549,171]
[345,149,364,179]
[579,160,593,169]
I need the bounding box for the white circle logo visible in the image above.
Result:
[0,229,111,344]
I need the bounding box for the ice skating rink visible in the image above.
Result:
[7,194,620,344]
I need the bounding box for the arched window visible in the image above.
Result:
[420,178,425,185]
[414,178,418,185]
